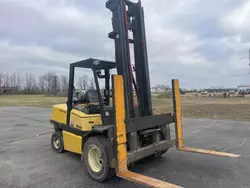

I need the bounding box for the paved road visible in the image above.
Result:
[0,107,250,188]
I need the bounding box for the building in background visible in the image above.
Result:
[237,85,250,94]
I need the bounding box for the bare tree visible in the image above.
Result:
[152,84,170,93]
[25,73,36,92]
[10,72,22,91]
[78,75,89,90]
[38,75,46,92]
[16,73,22,90]
[89,78,95,89]
[0,72,3,87]
[43,72,56,93]
[153,84,161,93]
[3,73,10,87]
[60,75,68,92]
[10,73,16,87]
[161,84,170,92]
[51,76,60,95]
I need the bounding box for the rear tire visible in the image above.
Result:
[83,136,115,182]
[51,132,64,153]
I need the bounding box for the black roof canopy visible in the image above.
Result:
[70,58,116,70]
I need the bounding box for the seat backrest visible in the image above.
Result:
[78,90,98,103]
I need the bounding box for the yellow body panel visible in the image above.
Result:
[62,131,82,154]
[51,103,102,131]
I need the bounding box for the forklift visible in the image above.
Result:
[50,0,240,187]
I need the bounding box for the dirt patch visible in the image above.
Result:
[184,103,250,121]
[152,97,250,121]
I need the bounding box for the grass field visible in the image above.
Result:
[1,94,250,121]
[0,95,67,107]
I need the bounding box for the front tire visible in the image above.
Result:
[155,126,170,157]
[51,132,64,153]
[83,136,115,182]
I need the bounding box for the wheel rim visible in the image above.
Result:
[88,145,103,173]
[53,136,61,149]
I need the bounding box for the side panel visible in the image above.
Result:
[70,110,102,131]
[51,104,102,131]
[51,104,67,124]
[62,131,82,154]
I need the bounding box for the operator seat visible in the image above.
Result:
[77,90,99,104]
[74,89,114,124]
[74,90,101,114]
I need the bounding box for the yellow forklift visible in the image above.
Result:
[50,0,240,187]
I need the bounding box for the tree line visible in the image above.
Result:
[0,72,95,95]
[0,72,201,95]
[152,84,170,93]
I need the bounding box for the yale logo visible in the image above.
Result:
[76,124,82,129]
[70,122,82,129]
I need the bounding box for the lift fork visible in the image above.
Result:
[113,75,240,188]
[113,75,183,188]
[172,79,241,158]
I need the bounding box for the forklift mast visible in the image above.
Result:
[106,0,152,119]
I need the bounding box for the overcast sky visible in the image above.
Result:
[0,0,250,89]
